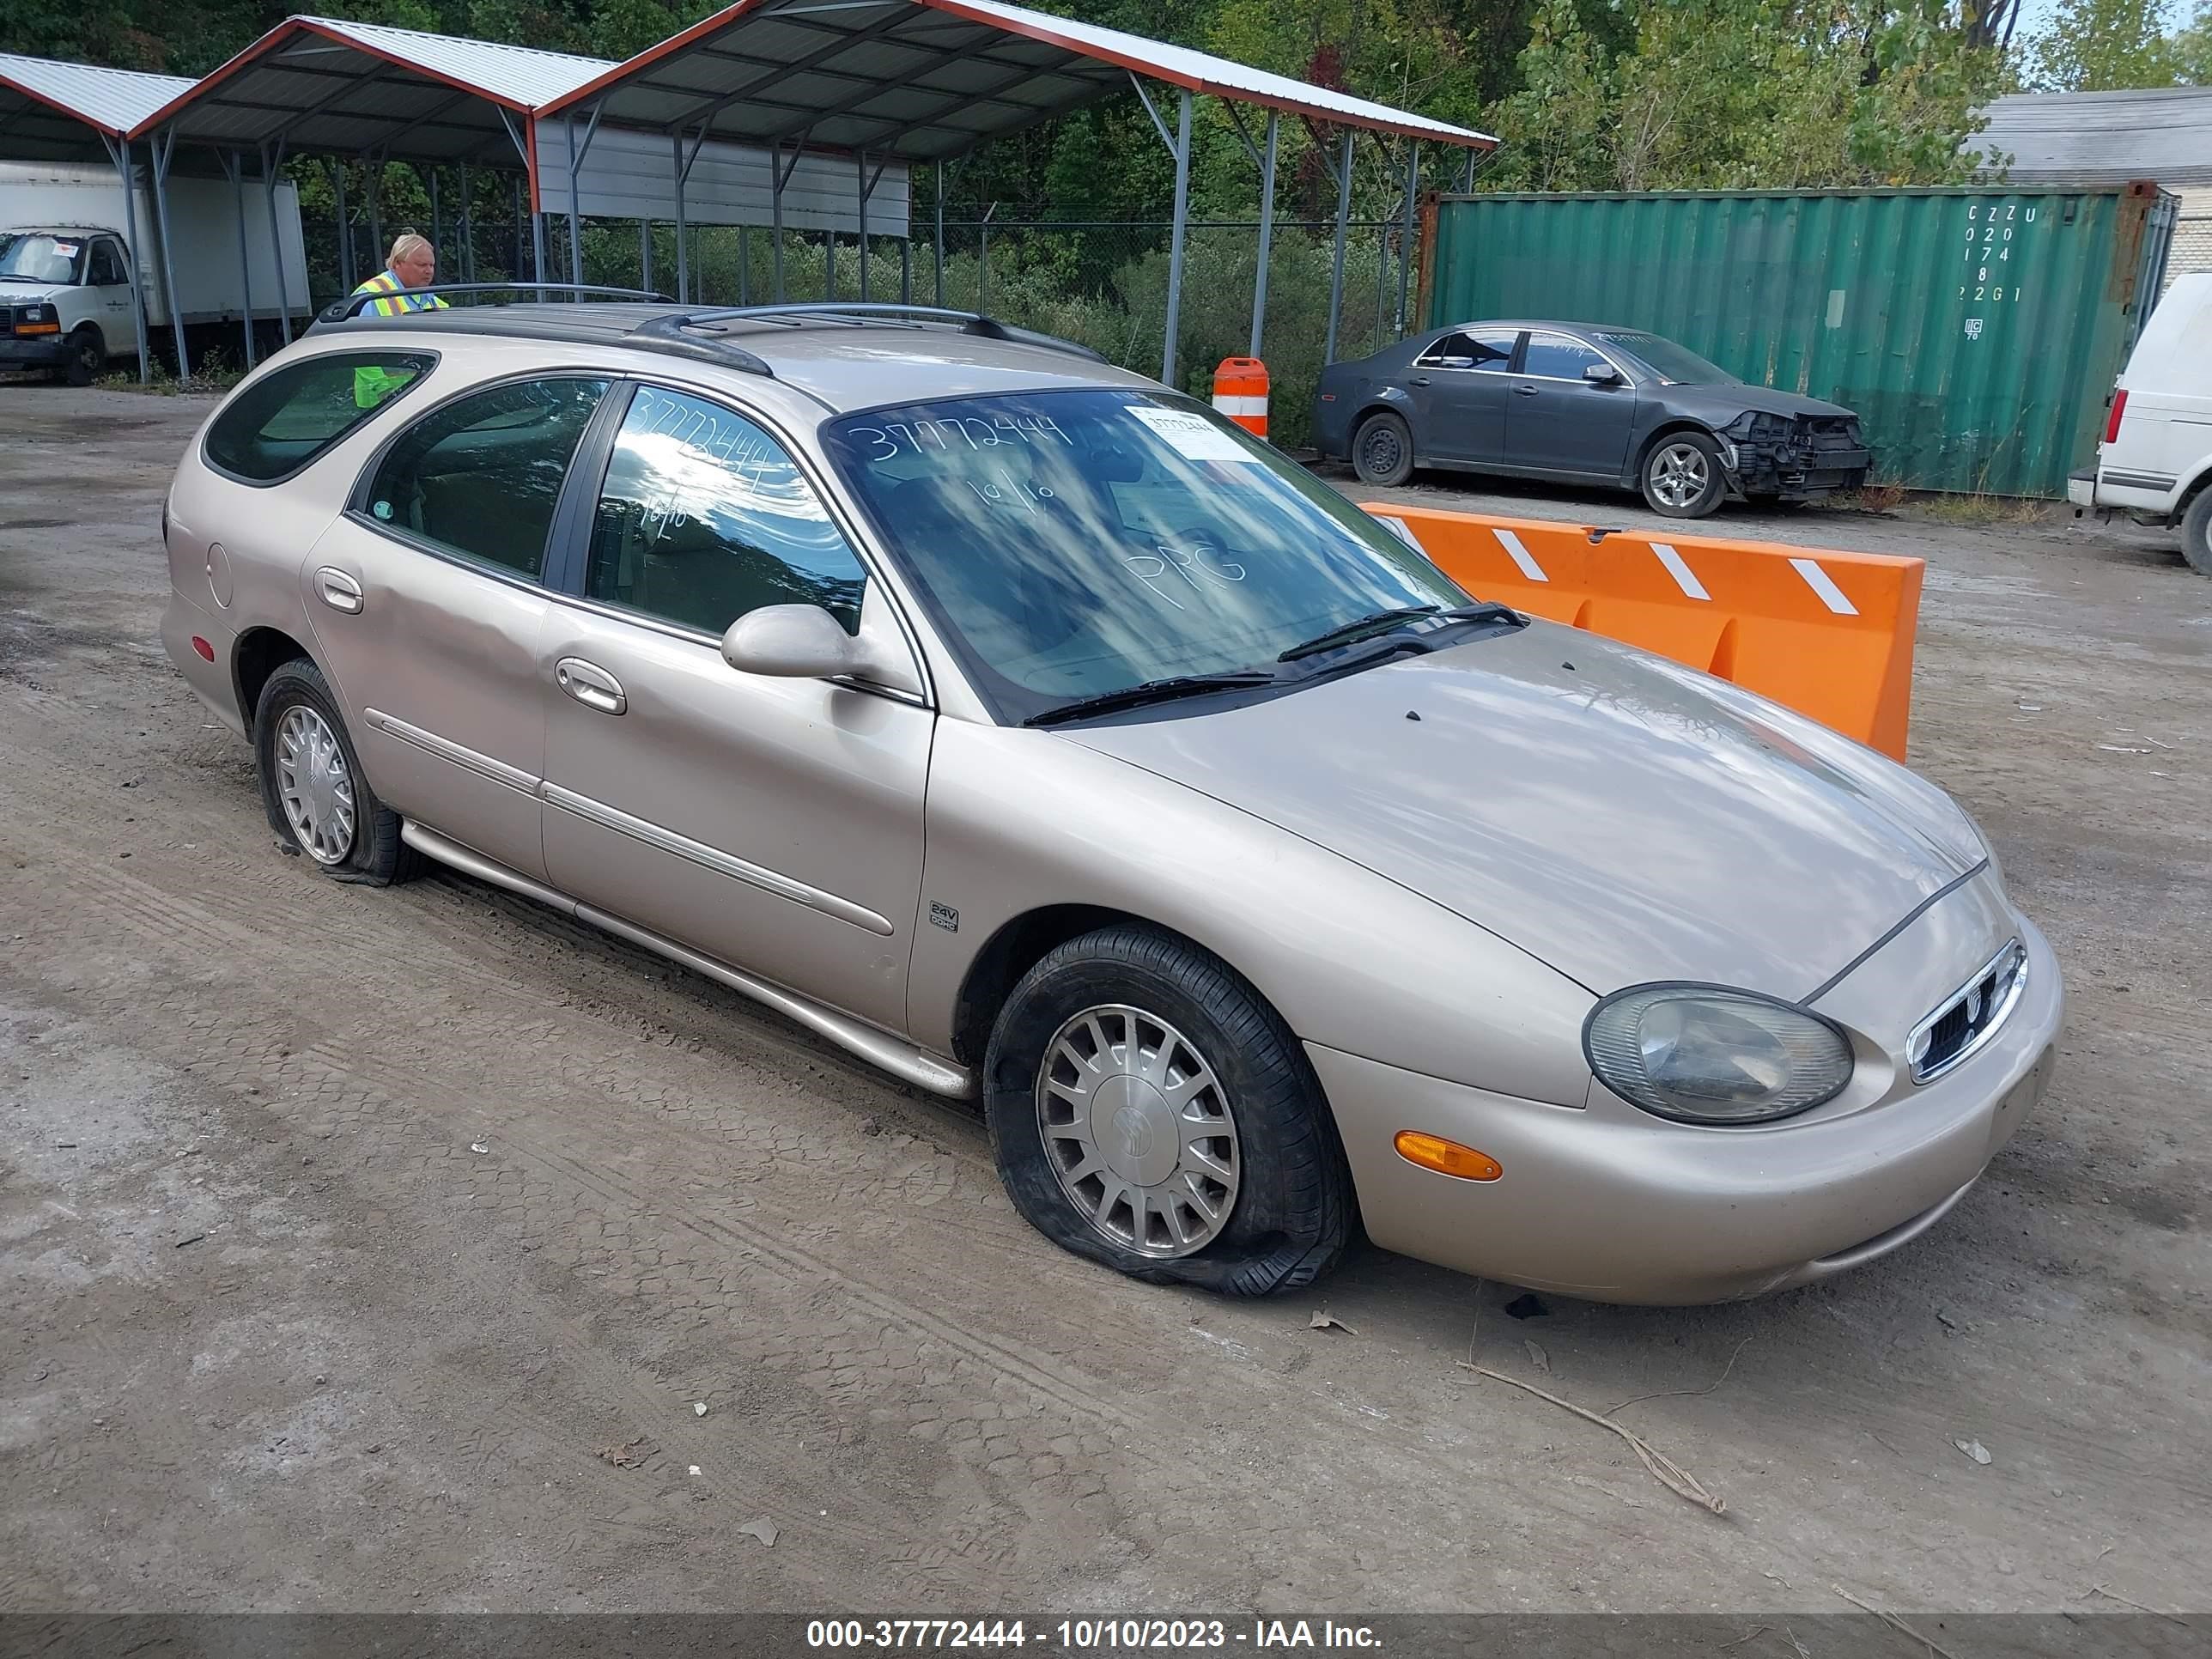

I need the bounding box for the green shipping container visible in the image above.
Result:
[1422,185,2178,498]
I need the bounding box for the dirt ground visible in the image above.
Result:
[2,386,2207,1618]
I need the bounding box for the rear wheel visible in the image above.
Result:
[1352,410,1414,487]
[252,658,420,885]
[983,925,1352,1295]
[2181,489,2212,576]
[1642,431,1726,518]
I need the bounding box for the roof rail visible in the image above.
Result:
[631,303,1108,364]
[308,283,670,330]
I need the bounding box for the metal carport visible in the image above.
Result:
[128,16,614,376]
[539,0,1495,380]
[0,52,194,381]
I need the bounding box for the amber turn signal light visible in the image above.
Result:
[1394,1130,1502,1182]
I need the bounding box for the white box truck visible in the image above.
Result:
[1,159,310,382]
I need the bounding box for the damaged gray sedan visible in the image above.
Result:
[1315,320,1873,517]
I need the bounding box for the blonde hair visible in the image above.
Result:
[387,232,434,267]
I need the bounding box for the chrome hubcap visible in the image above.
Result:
[1651,443,1711,508]
[1036,1005,1240,1259]
[275,704,356,865]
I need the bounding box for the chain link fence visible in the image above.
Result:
[298,204,1423,452]
[2166,214,2212,295]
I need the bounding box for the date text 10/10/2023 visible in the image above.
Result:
[805,1622,1383,1650]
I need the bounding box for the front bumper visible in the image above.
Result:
[1731,439,1872,501]
[0,335,70,368]
[1311,917,2062,1305]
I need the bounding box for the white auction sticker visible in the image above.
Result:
[1126,404,1260,463]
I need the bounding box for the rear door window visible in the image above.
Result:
[1416,331,1513,372]
[362,378,610,581]
[586,385,868,635]
[204,352,437,484]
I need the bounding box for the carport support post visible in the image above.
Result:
[459,164,473,283]
[219,152,257,370]
[100,133,150,385]
[1324,131,1352,364]
[262,139,293,346]
[639,220,651,292]
[428,168,441,266]
[332,161,354,293]
[564,106,605,288]
[1249,112,1278,359]
[365,154,384,276]
[933,161,945,307]
[738,226,750,305]
[1395,139,1418,338]
[899,236,910,306]
[672,132,689,302]
[857,150,869,305]
[1161,88,1194,387]
[149,127,190,380]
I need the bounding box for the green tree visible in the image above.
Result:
[2021,0,2179,88]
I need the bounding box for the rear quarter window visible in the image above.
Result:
[204,351,437,485]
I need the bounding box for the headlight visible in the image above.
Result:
[1584,987,1852,1125]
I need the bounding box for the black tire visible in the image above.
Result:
[252,657,421,886]
[1351,410,1414,487]
[59,327,103,388]
[2181,489,2212,577]
[1641,430,1727,519]
[982,924,1352,1296]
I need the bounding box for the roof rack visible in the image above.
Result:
[308,283,670,330]
[630,304,1107,365]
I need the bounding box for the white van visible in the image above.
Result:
[2069,271,2212,574]
[1,161,309,383]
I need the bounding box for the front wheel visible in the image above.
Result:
[983,926,1352,1295]
[1352,410,1414,487]
[252,658,420,884]
[60,328,103,387]
[2180,489,2212,576]
[1642,432,1726,518]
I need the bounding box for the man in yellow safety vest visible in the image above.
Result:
[350,232,447,407]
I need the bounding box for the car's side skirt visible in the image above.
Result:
[396,819,976,1101]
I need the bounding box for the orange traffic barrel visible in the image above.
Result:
[1212,357,1269,438]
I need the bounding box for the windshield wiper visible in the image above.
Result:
[1024,669,1280,727]
[1278,603,1515,662]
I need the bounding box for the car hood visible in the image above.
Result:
[1674,382,1856,422]
[1060,622,1981,998]
[0,281,64,303]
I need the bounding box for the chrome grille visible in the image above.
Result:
[1909,940,2027,1084]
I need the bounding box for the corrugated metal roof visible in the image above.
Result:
[1976,86,2212,188]
[544,0,1492,160]
[130,15,612,163]
[0,52,194,139]
[294,16,611,106]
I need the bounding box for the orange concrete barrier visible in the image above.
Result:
[1212,357,1269,439]
[1364,503,1924,760]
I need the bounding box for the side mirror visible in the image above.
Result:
[1583,362,1623,386]
[720,599,923,696]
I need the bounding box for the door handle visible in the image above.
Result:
[1410,375,1431,386]
[1513,384,1539,396]
[315,567,364,613]
[556,657,627,716]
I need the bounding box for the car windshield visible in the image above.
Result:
[821,389,1471,722]
[1592,331,1736,386]
[0,233,86,286]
